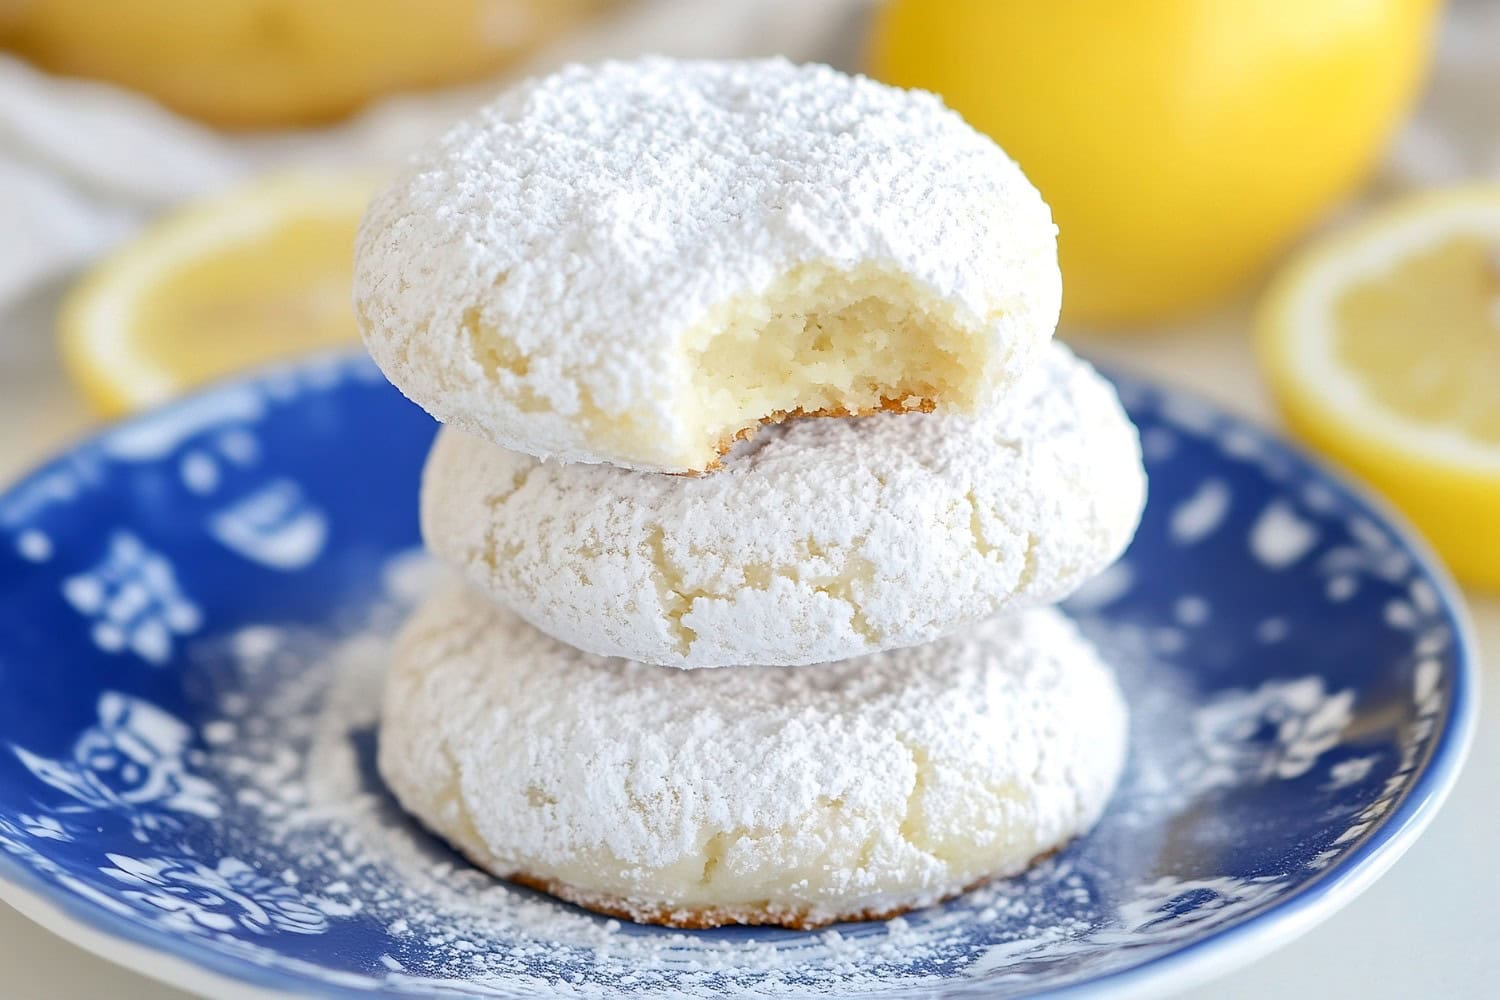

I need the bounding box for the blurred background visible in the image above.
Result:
[0,0,1495,997]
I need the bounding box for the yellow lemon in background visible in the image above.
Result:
[0,0,611,129]
[60,173,377,416]
[1257,186,1500,589]
[868,0,1441,326]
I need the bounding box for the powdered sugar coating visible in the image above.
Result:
[421,343,1146,668]
[378,580,1128,928]
[354,56,1061,472]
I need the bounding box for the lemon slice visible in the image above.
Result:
[60,173,379,416]
[1257,185,1500,588]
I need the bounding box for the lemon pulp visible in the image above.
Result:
[59,174,375,416]
[1333,237,1500,444]
[132,216,359,388]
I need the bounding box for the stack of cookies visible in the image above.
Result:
[354,58,1146,930]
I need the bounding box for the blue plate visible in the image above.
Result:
[0,354,1476,999]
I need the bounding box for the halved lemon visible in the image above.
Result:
[60,172,379,417]
[1257,186,1500,588]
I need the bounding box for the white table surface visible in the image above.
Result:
[0,282,1494,999]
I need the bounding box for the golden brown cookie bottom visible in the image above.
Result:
[507,871,965,930]
[683,395,941,477]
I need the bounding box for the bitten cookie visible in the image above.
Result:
[355,56,1061,473]
[378,580,1128,929]
[420,342,1146,668]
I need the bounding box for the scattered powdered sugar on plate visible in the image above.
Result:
[1096,623,1356,827]
[174,552,1367,998]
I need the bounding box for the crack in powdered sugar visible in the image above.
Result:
[184,554,1361,998]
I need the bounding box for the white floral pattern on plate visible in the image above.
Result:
[11,691,219,821]
[61,533,202,665]
[100,854,328,937]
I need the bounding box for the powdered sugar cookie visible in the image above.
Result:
[420,342,1145,668]
[378,580,1128,929]
[355,56,1060,473]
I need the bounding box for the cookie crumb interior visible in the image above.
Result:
[680,263,990,469]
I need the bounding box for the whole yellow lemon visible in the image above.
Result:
[868,0,1441,326]
[1,0,610,130]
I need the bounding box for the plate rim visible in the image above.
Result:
[0,353,1480,1000]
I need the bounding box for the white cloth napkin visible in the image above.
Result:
[1385,0,1500,188]
[0,0,866,310]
